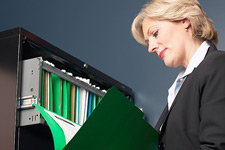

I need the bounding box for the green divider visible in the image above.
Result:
[34,104,66,150]
[41,70,45,107]
[62,80,68,119]
[96,95,100,106]
[43,71,101,124]
[91,94,96,113]
[52,73,61,115]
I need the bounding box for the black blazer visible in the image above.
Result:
[155,42,225,150]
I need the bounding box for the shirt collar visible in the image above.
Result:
[167,41,210,109]
[182,41,210,78]
[168,41,209,90]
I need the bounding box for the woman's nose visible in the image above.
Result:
[148,38,158,53]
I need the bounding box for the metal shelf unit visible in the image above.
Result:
[0,27,133,150]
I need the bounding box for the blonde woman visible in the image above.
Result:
[132,0,225,149]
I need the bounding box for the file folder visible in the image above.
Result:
[35,86,158,150]
[67,81,72,120]
[34,103,81,150]
[52,73,62,115]
[71,84,76,121]
[64,87,158,150]
[87,92,92,118]
[62,79,68,119]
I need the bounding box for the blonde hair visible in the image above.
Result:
[131,0,218,47]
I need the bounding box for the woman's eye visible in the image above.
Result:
[153,30,158,37]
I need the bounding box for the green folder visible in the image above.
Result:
[52,73,61,115]
[34,104,66,150]
[62,80,68,119]
[41,70,45,107]
[63,87,158,150]
[96,95,101,105]
[91,93,96,113]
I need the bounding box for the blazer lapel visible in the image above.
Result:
[206,41,217,55]
[157,41,218,134]
[155,104,168,132]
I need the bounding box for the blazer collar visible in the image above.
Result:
[206,41,217,55]
[156,41,218,133]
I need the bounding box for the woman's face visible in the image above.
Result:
[142,17,190,68]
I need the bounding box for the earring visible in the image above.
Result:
[185,28,188,32]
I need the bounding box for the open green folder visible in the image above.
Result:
[34,103,81,150]
[64,87,158,150]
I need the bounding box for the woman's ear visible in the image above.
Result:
[183,19,191,30]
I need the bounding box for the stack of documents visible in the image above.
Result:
[35,87,158,150]
[41,70,101,125]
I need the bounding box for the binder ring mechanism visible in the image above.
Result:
[18,95,38,109]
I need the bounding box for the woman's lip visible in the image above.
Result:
[159,49,167,59]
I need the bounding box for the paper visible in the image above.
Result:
[34,104,81,150]
[45,109,81,144]
[78,87,87,125]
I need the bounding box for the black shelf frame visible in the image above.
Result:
[0,27,134,150]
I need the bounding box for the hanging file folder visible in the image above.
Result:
[20,56,142,149]
[34,103,81,150]
[34,87,158,150]
[64,86,158,150]
[63,86,158,150]
[52,73,62,115]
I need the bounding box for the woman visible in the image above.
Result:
[131,0,225,149]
